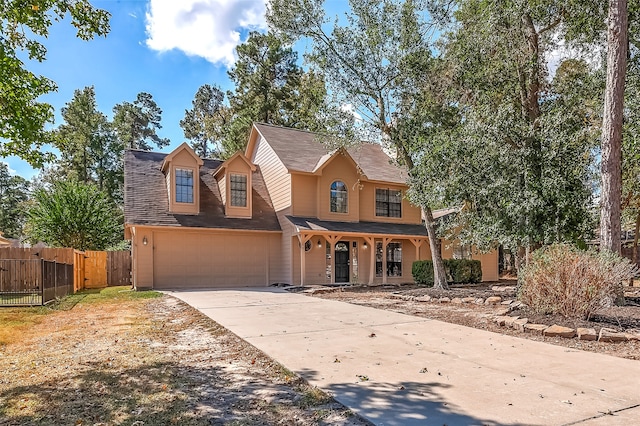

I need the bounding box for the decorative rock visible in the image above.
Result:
[495,308,511,316]
[495,316,511,326]
[462,297,476,303]
[543,324,576,338]
[524,323,548,334]
[485,296,502,305]
[510,301,523,309]
[501,300,513,305]
[415,296,431,302]
[577,328,597,341]
[474,298,485,305]
[438,297,451,303]
[625,332,640,341]
[513,318,529,332]
[503,316,520,327]
[451,297,463,304]
[491,286,516,292]
[598,328,628,343]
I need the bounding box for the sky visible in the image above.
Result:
[2,0,274,179]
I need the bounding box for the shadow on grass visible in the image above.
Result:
[0,360,303,426]
[296,367,526,426]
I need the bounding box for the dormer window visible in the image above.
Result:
[175,168,194,203]
[330,181,348,213]
[230,173,247,207]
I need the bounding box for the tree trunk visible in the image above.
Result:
[631,211,640,287]
[600,0,628,255]
[423,205,449,290]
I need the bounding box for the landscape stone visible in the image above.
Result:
[577,328,597,341]
[501,300,513,305]
[598,328,628,343]
[513,318,529,332]
[524,323,548,334]
[510,301,523,309]
[415,296,431,302]
[503,316,520,327]
[438,297,451,303]
[485,296,502,305]
[495,308,511,316]
[495,316,511,326]
[451,297,463,304]
[543,324,576,338]
[462,297,476,303]
[474,298,485,305]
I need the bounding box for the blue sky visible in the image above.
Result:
[3,0,273,179]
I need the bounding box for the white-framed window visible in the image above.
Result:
[175,168,194,203]
[375,241,403,277]
[230,173,248,207]
[376,188,402,217]
[330,180,348,213]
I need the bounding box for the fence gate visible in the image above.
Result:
[84,251,108,289]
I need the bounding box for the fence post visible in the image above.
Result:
[40,258,44,306]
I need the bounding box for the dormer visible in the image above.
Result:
[161,143,204,215]
[213,151,256,219]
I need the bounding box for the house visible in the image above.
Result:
[124,123,498,290]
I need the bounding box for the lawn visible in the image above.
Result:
[0,286,362,425]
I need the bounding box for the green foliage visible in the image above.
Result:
[0,0,110,167]
[25,180,123,250]
[112,92,169,151]
[0,163,30,238]
[180,84,228,158]
[518,244,637,319]
[412,259,482,285]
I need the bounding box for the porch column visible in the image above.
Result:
[410,238,425,262]
[382,236,393,285]
[325,234,342,283]
[363,236,375,285]
[298,233,312,286]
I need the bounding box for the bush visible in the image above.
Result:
[518,244,638,319]
[412,259,482,286]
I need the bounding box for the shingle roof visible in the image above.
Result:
[253,123,409,184]
[124,150,281,231]
[286,216,428,237]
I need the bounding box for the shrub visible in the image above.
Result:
[518,244,638,319]
[412,259,482,286]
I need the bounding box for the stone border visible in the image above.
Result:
[391,291,640,344]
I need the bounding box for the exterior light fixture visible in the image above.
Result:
[142,236,148,246]
[317,239,322,248]
[363,241,368,249]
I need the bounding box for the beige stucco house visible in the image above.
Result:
[124,123,498,290]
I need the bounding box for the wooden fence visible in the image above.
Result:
[0,248,131,296]
[0,259,74,306]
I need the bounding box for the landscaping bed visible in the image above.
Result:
[308,281,640,360]
[0,287,368,426]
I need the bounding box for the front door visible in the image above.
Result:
[334,241,350,283]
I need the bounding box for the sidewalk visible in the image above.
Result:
[167,288,640,426]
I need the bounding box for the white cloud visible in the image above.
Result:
[145,0,267,67]
[1,161,17,175]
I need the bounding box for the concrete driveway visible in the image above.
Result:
[166,288,640,426]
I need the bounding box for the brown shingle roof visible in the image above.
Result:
[124,150,280,231]
[253,123,409,185]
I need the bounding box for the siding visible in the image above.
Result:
[291,174,317,217]
[359,182,422,224]
[252,135,293,283]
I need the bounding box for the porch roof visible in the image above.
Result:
[286,216,428,238]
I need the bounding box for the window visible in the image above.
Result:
[376,189,402,217]
[453,244,472,260]
[175,168,194,203]
[330,181,348,213]
[230,174,247,207]
[375,241,403,277]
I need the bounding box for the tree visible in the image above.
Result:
[600,0,628,254]
[112,92,170,151]
[0,163,30,239]
[180,84,229,158]
[221,31,342,156]
[268,0,452,289]
[433,1,601,264]
[25,180,123,251]
[55,87,121,202]
[0,0,110,167]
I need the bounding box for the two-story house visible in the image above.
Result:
[124,123,498,289]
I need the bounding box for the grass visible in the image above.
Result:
[0,286,161,345]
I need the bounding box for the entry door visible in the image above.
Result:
[334,241,350,283]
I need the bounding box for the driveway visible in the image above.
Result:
[166,288,640,426]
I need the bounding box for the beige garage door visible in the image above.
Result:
[153,232,267,289]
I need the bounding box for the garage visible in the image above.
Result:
[152,231,271,289]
